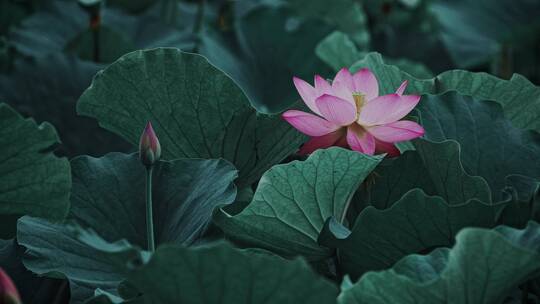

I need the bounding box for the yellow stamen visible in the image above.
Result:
[352,93,365,117]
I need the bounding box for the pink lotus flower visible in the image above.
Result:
[282,68,424,156]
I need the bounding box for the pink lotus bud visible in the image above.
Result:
[0,268,21,304]
[139,121,161,167]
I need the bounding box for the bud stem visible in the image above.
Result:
[145,167,155,252]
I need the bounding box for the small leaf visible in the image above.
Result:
[214,147,383,261]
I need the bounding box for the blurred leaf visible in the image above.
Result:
[78,48,305,187]
[201,0,369,112]
[0,103,70,238]
[338,221,540,303]
[120,242,339,303]
[0,54,130,157]
[107,0,156,13]
[65,26,136,63]
[201,3,333,113]
[214,147,383,261]
[315,31,361,72]
[385,57,433,78]
[0,36,14,73]
[0,0,31,35]
[431,0,540,68]
[9,0,194,63]
[363,0,454,72]
[17,152,237,302]
[316,31,433,78]
[288,0,369,48]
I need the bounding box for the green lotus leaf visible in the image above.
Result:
[316,31,432,78]
[9,0,194,63]
[64,26,136,63]
[0,54,130,157]
[315,31,362,72]
[214,147,383,261]
[336,137,536,279]
[498,175,540,226]
[287,0,369,48]
[118,242,339,304]
[351,139,490,217]
[431,0,540,69]
[417,92,540,202]
[77,48,305,187]
[339,221,540,304]
[0,103,70,238]
[17,152,237,303]
[350,52,540,133]
[200,3,333,113]
[320,189,505,279]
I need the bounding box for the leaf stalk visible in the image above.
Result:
[145,166,155,252]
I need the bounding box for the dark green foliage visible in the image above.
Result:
[0,1,539,303]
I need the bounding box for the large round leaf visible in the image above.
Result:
[119,242,339,304]
[77,48,305,187]
[214,147,383,261]
[0,103,70,237]
[431,0,540,69]
[17,153,237,302]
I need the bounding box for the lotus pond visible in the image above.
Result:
[0,0,540,303]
